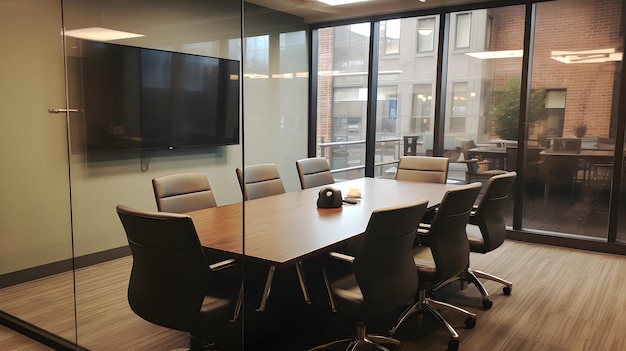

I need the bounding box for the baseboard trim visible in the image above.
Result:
[506,229,626,255]
[0,310,90,351]
[0,246,130,289]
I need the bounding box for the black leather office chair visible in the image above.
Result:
[312,200,429,351]
[236,163,286,200]
[116,205,234,351]
[389,182,482,351]
[463,171,517,308]
[295,157,334,189]
[395,156,450,184]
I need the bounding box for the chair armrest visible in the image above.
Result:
[329,251,355,263]
[209,258,237,271]
[470,204,478,216]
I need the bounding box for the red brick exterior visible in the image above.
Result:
[493,0,622,138]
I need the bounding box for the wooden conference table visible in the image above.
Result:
[186,177,458,312]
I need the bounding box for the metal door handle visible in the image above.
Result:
[48,108,80,114]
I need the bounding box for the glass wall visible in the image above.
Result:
[0,0,75,344]
[1,0,246,350]
[525,0,623,239]
[312,0,626,245]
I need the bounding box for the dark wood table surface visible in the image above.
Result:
[187,177,456,266]
[187,177,458,312]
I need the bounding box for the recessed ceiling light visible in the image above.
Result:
[64,27,144,41]
[318,0,370,5]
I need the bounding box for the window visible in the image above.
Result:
[485,15,493,50]
[380,19,400,55]
[417,17,436,53]
[412,84,433,133]
[451,82,468,116]
[455,13,471,49]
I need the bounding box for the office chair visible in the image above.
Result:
[395,156,450,184]
[235,163,286,200]
[152,173,218,213]
[295,157,335,189]
[152,172,237,274]
[312,200,429,351]
[462,171,517,308]
[116,205,234,351]
[389,182,482,351]
[403,135,420,156]
[460,159,508,185]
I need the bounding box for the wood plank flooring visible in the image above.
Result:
[2,240,626,350]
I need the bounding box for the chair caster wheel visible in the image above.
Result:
[448,340,459,351]
[503,286,512,295]
[483,298,493,309]
[465,317,476,328]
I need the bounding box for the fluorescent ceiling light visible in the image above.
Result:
[319,0,369,5]
[550,48,623,64]
[465,50,523,59]
[64,27,144,41]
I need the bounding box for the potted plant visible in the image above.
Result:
[490,77,547,142]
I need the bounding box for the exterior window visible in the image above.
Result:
[485,15,493,50]
[245,35,269,74]
[412,84,433,133]
[451,82,468,116]
[455,13,471,49]
[450,82,468,132]
[381,20,400,55]
[417,17,436,53]
[545,89,567,137]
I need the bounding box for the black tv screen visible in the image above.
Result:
[72,39,240,153]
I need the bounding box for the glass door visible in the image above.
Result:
[0,0,77,347]
[61,1,244,349]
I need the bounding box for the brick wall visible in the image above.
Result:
[493,0,622,138]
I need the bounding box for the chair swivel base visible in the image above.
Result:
[461,267,513,307]
[389,290,476,351]
[308,321,400,351]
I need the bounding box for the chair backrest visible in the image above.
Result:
[461,140,478,160]
[395,156,450,183]
[403,135,420,156]
[236,163,286,200]
[427,182,482,284]
[152,173,217,213]
[295,157,334,189]
[472,172,517,253]
[353,200,429,317]
[116,205,209,334]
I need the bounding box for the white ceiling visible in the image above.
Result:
[246,0,492,23]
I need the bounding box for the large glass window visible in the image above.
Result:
[316,23,371,180]
[527,0,623,239]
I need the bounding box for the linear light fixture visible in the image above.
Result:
[64,27,144,41]
[465,50,523,59]
[550,48,623,64]
[318,0,370,5]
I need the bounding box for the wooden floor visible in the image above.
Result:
[2,240,626,350]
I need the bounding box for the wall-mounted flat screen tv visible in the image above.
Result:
[71,39,240,153]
